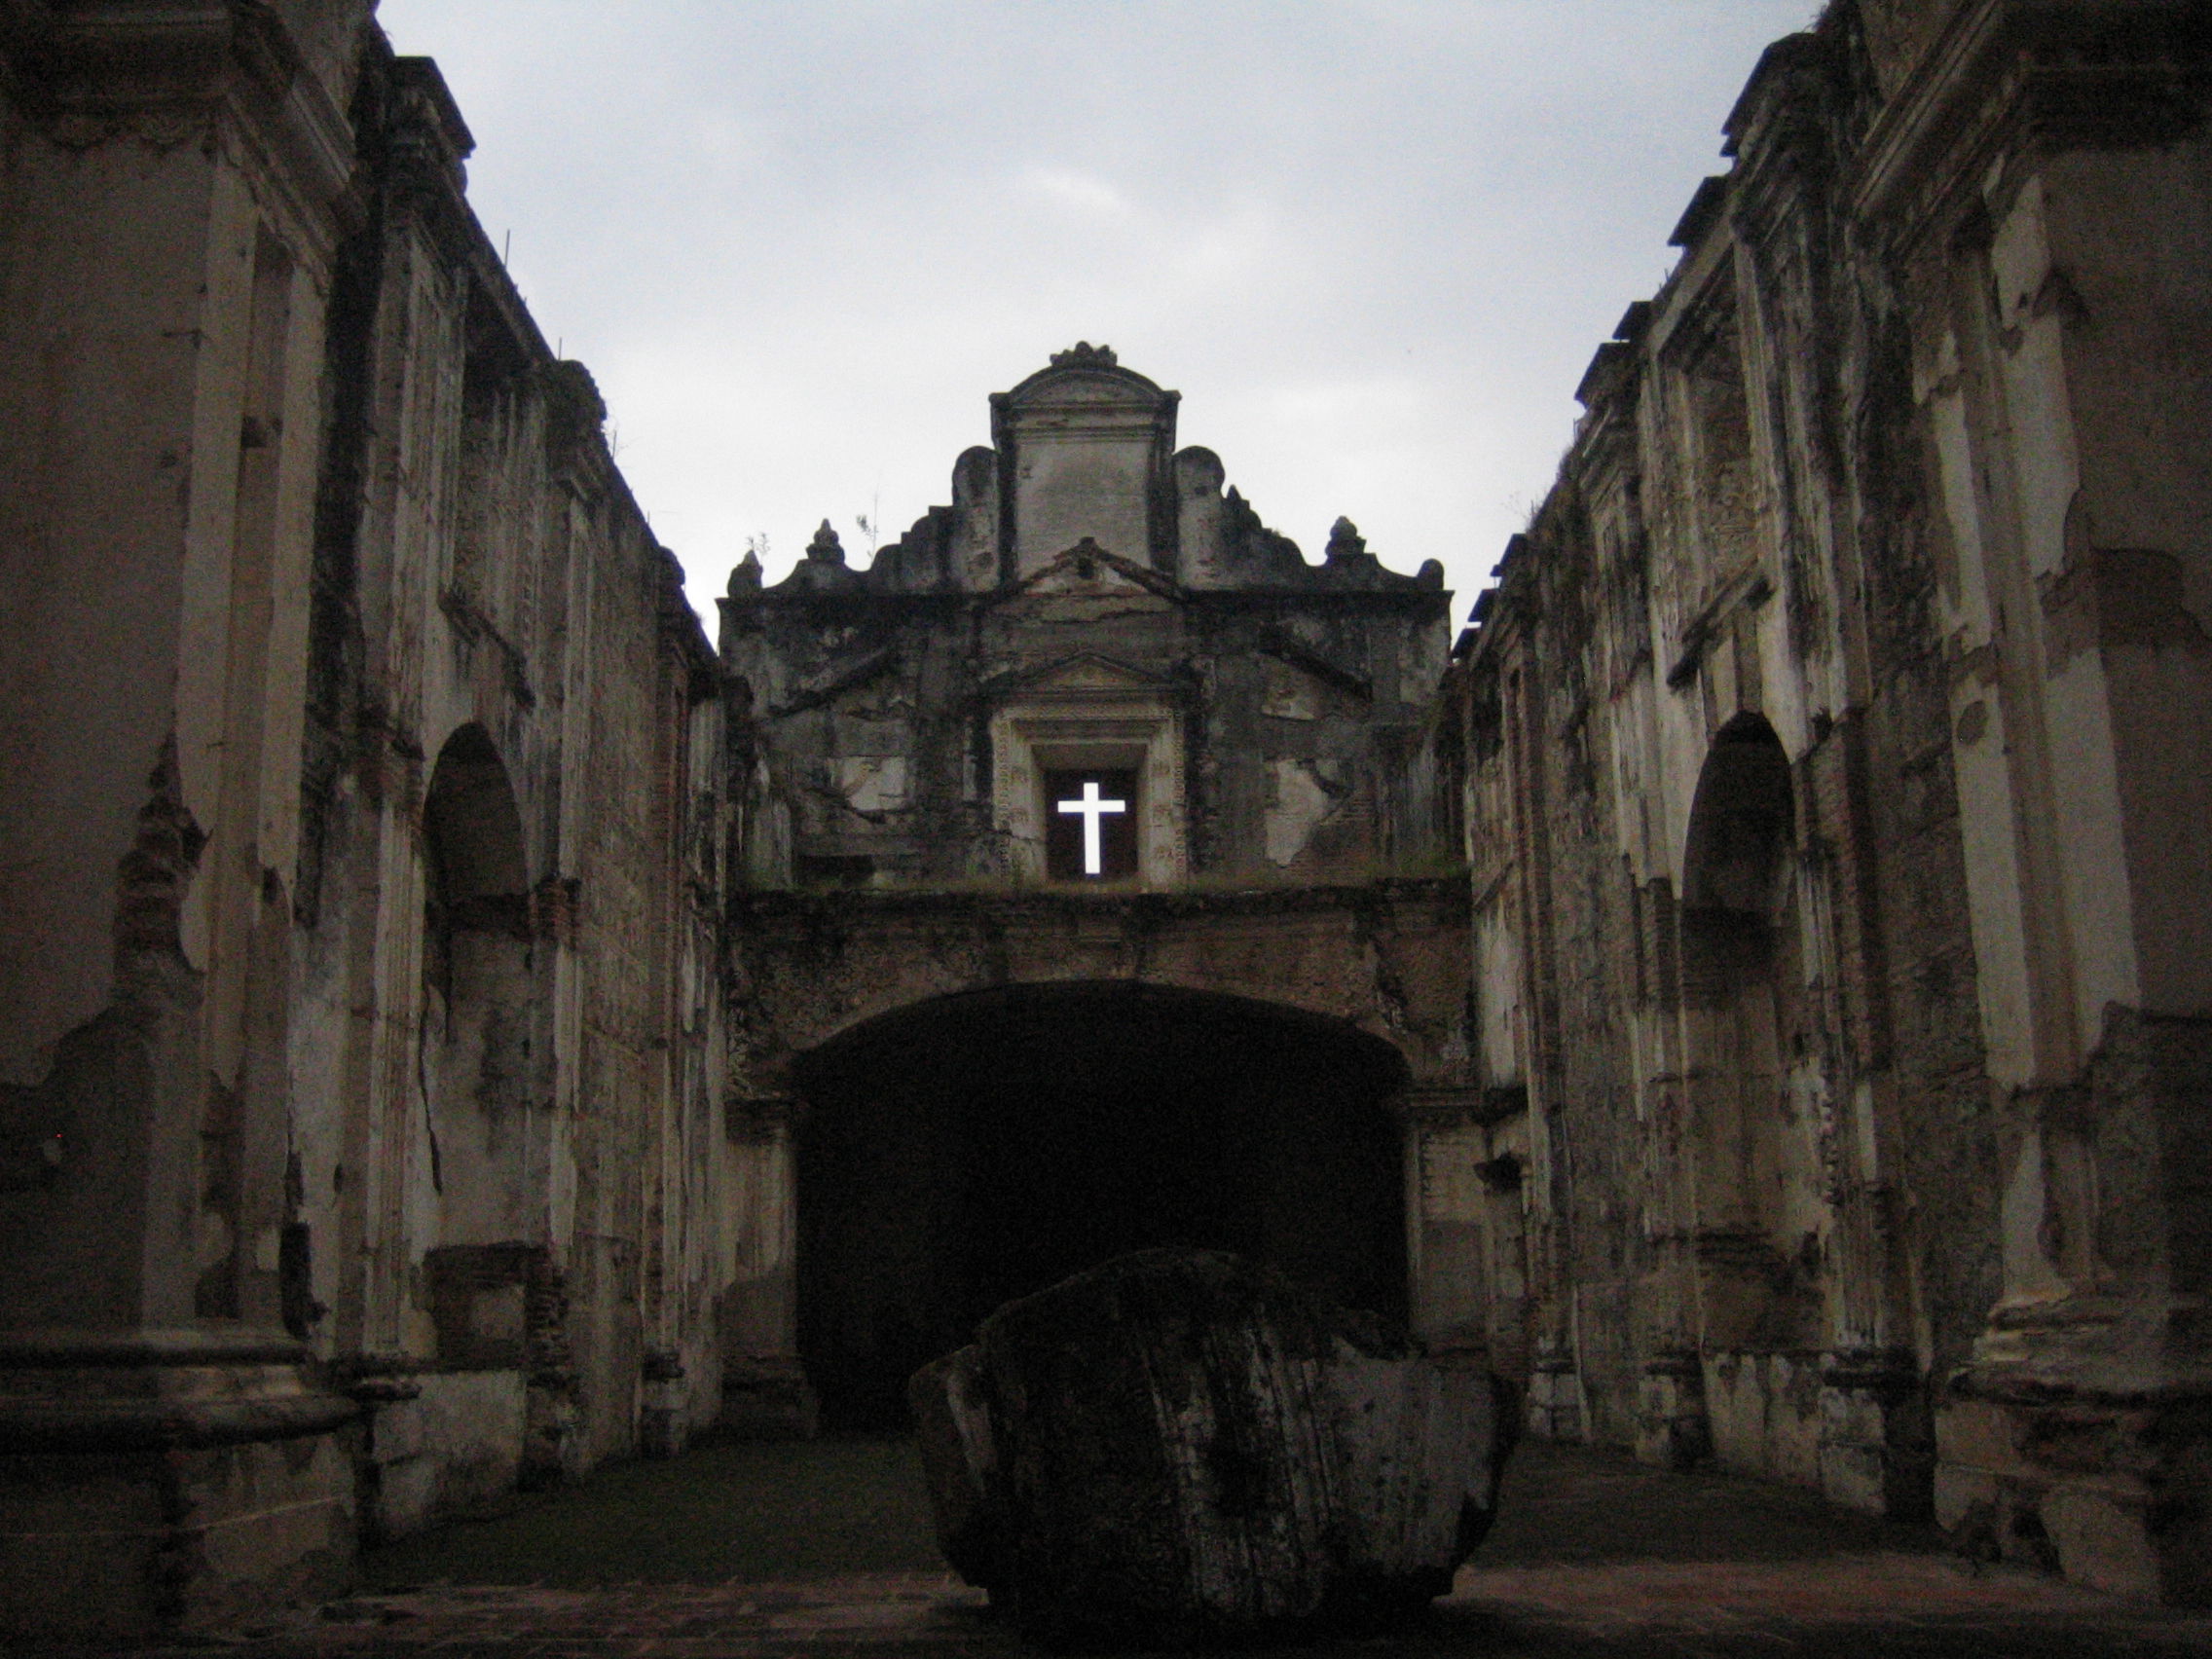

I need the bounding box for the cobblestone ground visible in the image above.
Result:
[31,1440,2212,1657]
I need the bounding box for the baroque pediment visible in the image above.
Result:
[1000,344,1170,409]
[980,649,1184,709]
[768,646,899,719]
[1255,627,1371,702]
[987,537,1182,608]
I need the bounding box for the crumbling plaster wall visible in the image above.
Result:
[712,354,1468,1434]
[0,10,738,1630]
[714,879,1479,1417]
[1451,0,2212,1604]
[281,40,730,1519]
[726,883,1473,1104]
[0,1,377,1636]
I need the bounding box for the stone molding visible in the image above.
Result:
[726,879,1474,1108]
[724,1093,797,1142]
[1393,1085,1485,1124]
[1956,1291,2212,1406]
[990,667,1190,888]
[1852,0,2212,256]
[0,1326,356,1452]
[4,0,362,264]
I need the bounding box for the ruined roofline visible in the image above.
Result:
[1468,0,2212,678]
[722,571,1452,608]
[1456,28,1822,671]
[366,37,717,676]
[726,509,1447,601]
[722,347,1445,605]
[993,340,1173,407]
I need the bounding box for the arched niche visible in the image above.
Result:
[789,981,1412,1431]
[421,723,537,1257]
[1676,713,1821,1352]
[1681,713,1794,920]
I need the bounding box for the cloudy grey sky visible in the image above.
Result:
[374,1,1820,627]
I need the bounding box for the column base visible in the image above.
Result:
[1526,1343,1586,1442]
[1936,1293,2212,1604]
[640,1348,688,1459]
[0,1327,357,1640]
[719,1353,818,1440]
[1635,1348,1712,1469]
[341,1360,534,1538]
[1817,1348,1933,1519]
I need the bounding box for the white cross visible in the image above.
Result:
[1055,780,1127,876]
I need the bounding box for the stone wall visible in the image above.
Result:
[282,34,727,1506]
[1449,0,2212,1604]
[8,0,2205,1632]
[0,9,728,1634]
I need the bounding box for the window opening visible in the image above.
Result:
[1046,767,1137,879]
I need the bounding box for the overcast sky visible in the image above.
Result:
[374,1,1820,628]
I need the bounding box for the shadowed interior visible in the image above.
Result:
[793,983,1410,1432]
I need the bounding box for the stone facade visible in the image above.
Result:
[3,0,2210,1639]
[720,346,1452,892]
[0,8,724,1635]
[0,6,1467,1634]
[1444,0,2212,1606]
[715,349,1467,1432]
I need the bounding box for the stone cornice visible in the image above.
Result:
[720,584,1450,621]
[1852,0,2212,262]
[1723,32,1843,254]
[728,873,1471,928]
[3,0,362,264]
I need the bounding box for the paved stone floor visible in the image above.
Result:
[33,1440,2212,1655]
[164,1558,2212,1658]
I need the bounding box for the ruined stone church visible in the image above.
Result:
[2,0,2208,1639]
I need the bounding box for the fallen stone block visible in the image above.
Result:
[908,1248,1513,1644]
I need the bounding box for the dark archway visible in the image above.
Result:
[1681,712,1793,922]
[421,723,537,1253]
[424,723,529,918]
[1677,713,1816,1351]
[793,982,1411,1432]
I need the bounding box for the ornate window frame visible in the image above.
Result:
[988,657,1188,886]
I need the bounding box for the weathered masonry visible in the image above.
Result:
[719,346,1453,892]
[3,0,2211,1641]
[714,347,1472,1432]
[1,10,725,1635]
[0,5,1474,1629]
[1441,0,2212,1607]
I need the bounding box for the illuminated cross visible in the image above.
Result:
[1055,779,1127,877]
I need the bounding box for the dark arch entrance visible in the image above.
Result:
[793,982,1411,1431]
[1677,712,1817,1350]
[421,722,538,1248]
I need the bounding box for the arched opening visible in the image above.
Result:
[793,982,1411,1432]
[1681,713,1793,920]
[1677,713,1819,1358]
[421,724,537,1259]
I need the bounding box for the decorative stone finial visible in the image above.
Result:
[1050,342,1119,370]
[1325,517,1368,561]
[727,550,762,594]
[806,520,846,564]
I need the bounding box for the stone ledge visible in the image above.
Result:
[731,872,1471,922]
[0,1327,356,1452]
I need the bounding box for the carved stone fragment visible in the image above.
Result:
[908,1248,1512,1645]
